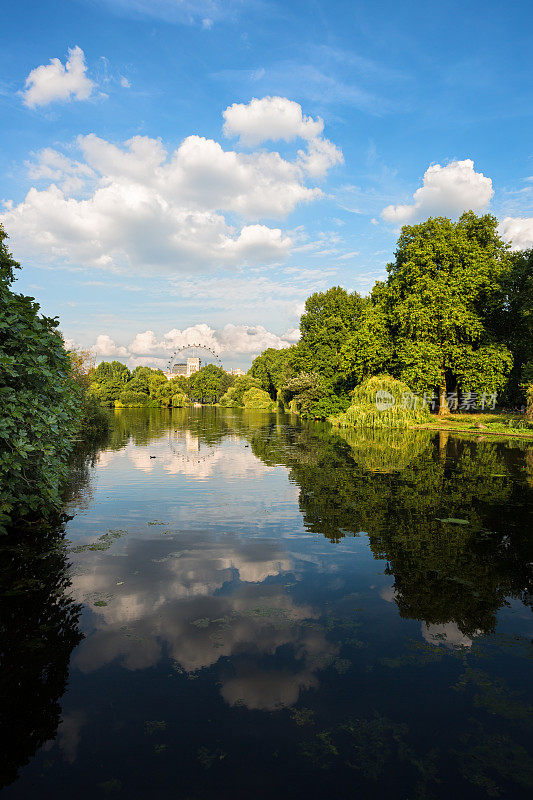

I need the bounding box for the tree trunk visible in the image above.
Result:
[438,370,450,416]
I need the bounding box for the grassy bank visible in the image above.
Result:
[413,412,533,438]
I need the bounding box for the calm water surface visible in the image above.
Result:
[1,408,532,798]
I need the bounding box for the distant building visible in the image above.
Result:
[171,362,188,377]
[186,357,200,376]
[230,368,246,377]
[165,357,202,380]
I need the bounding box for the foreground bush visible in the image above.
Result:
[331,374,430,429]
[242,387,277,410]
[0,227,81,532]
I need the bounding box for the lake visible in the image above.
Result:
[1,408,532,798]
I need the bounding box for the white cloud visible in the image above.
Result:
[91,322,296,363]
[218,323,296,353]
[22,46,95,108]
[129,330,161,355]
[223,96,324,146]
[382,159,494,224]
[2,97,344,274]
[298,136,343,178]
[26,148,95,194]
[498,216,533,250]
[93,334,128,357]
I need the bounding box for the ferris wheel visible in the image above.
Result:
[166,344,223,376]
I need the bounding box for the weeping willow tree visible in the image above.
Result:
[331,374,430,429]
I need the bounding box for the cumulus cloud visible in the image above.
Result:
[1,98,343,274]
[22,46,95,108]
[92,334,128,357]
[298,136,344,178]
[498,216,533,250]
[382,159,494,224]
[223,96,324,146]
[117,323,297,361]
[222,96,343,180]
[26,148,95,194]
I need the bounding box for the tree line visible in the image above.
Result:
[249,213,533,418]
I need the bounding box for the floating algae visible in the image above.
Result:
[70,529,129,552]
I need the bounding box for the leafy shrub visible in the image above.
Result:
[242,387,276,410]
[171,392,190,407]
[0,226,81,532]
[332,374,431,429]
[220,376,260,406]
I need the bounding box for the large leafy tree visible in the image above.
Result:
[490,248,533,405]
[0,225,81,531]
[284,287,364,416]
[339,295,394,385]
[249,347,293,399]
[380,213,513,413]
[291,286,363,383]
[188,364,232,402]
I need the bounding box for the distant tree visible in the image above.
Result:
[242,387,276,410]
[188,364,232,403]
[220,375,261,406]
[249,347,293,399]
[94,360,130,383]
[380,213,513,414]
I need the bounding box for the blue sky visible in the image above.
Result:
[1,0,532,369]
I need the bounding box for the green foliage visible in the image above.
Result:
[116,390,149,407]
[526,383,533,421]
[188,364,232,403]
[220,375,261,406]
[280,371,348,417]
[94,360,131,383]
[380,213,513,407]
[249,347,293,399]
[286,287,364,414]
[491,249,533,404]
[332,374,431,429]
[242,387,276,410]
[339,300,393,384]
[0,225,83,532]
[171,392,189,408]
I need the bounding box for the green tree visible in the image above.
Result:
[0,225,81,531]
[339,296,394,385]
[220,375,261,406]
[94,360,131,383]
[249,347,293,399]
[188,364,232,403]
[491,248,533,406]
[292,286,363,383]
[380,213,513,414]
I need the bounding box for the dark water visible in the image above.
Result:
[1,409,532,799]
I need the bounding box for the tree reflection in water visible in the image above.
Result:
[2,410,531,798]
[249,421,533,640]
[0,444,98,788]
